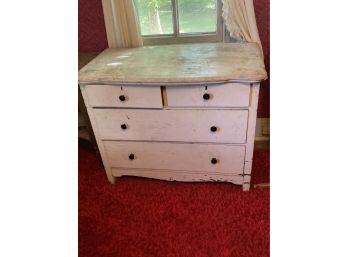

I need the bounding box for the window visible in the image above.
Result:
[135,0,223,45]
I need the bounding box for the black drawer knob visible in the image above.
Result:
[119,95,126,101]
[203,93,210,100]
[211,158,218,164]
[121,124,127,130]
[128,153,135,160]
[210,126,217,132]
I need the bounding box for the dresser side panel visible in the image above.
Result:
[79,84,115,183]
[243,83,260,190]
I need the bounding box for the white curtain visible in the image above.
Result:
[102,0,143,48]
[222,0,263,57]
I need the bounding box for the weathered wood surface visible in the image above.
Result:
[111,168,244,185]
[78,43,267,85]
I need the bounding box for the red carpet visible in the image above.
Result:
[79,145,270,257]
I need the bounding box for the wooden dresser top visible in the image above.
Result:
[78,43,267,85]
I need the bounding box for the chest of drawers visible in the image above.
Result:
[79,43,267,191]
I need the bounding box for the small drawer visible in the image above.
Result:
[104,141,245,174]
[93,109,248,143]
[166,83,250,108]
[83,84,162,108]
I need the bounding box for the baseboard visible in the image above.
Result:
[255,118,270,142]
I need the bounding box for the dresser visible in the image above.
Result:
[78,42,267,191]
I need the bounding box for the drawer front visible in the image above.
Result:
[104,141,245,174]
[94,109,248,143]
[84,84,162,108]
[166,83,250,108]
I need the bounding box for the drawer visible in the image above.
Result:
[166,83,250,108]
[83,84,162,108]
[104,141,245,174]
[93,109,248,143]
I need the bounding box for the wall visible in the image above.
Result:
[78,0,108,51]
[78,0,270,118]
[254,0,270,118]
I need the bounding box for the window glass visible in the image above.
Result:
[135,0,174,35]
[177,0,217,34]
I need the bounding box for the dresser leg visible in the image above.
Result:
[242,174,251,191]
[107,173,116,184]
[242,183,250,191]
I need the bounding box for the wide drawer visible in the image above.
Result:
[104,141,245,174]
[166,83,250,108]
[83,84,162,108]
[94,109,248,143]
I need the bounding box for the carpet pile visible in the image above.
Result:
[79,146,269,257]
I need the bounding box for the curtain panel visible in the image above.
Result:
[102,0,143,48]
[222,0,263,57]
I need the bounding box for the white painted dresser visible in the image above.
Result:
[79,43,267,191]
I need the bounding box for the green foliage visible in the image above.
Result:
[136,0,169,12]
[135,0,217,35]
[136,0,215,12]
[178,0,216,9]
[147,0,166,11]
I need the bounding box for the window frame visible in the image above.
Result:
[140,0,223,45]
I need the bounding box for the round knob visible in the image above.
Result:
[211,158,218,164]
[121,124,127,130]
[119,95,126,101]
[210,126,217,132]
[128,153,135,160]
[203,93,210,100]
